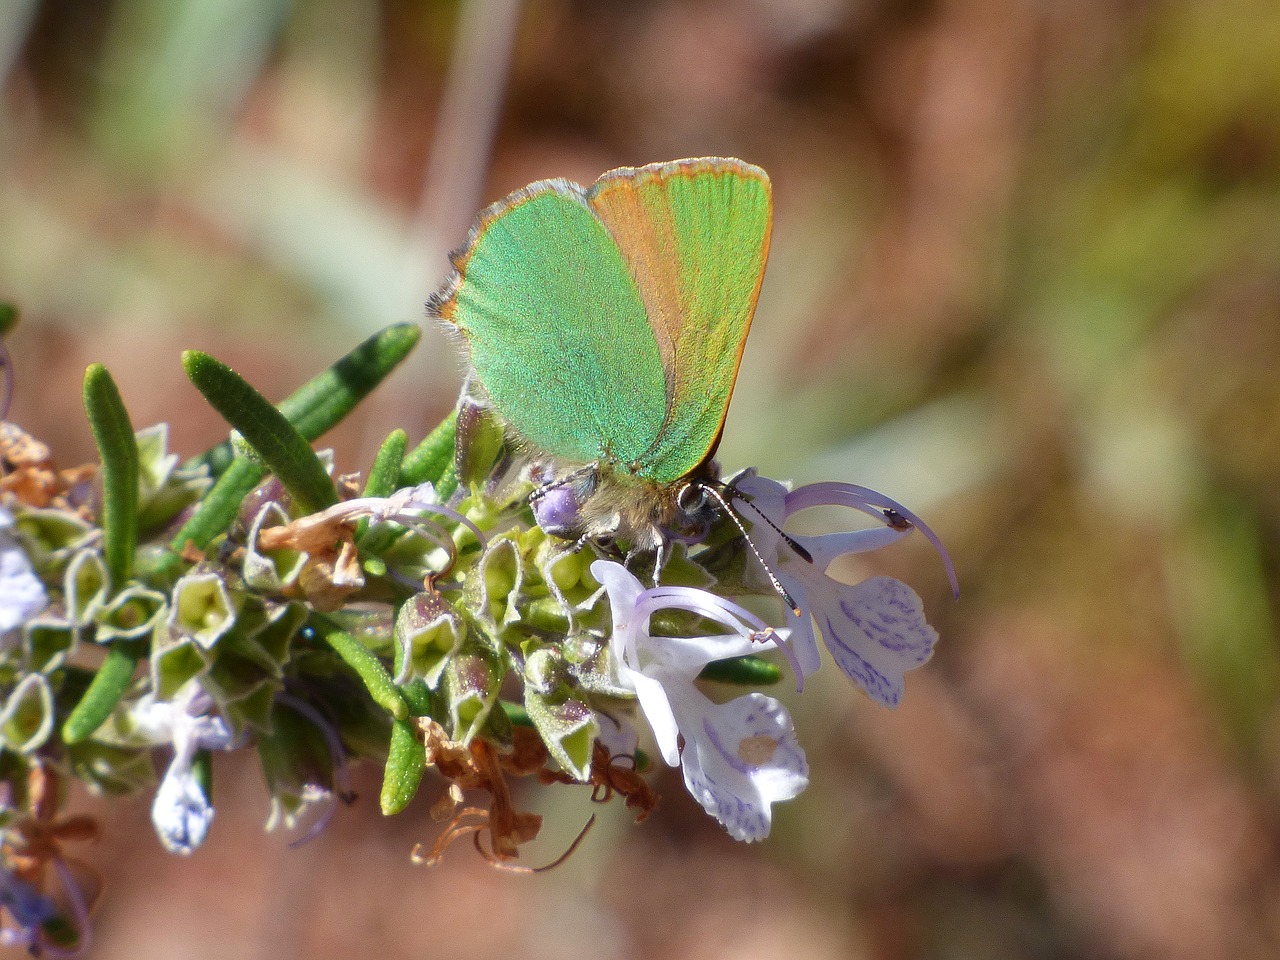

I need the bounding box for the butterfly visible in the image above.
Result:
[428,157,772,558]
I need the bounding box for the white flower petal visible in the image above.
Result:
[639,630,762,676]
[592,560,646,653]
[592,560,644,613]
[152,762,215,855]
[629,669,682,766]
[775,569,823,682]
[730,473,788,557]
[813,576,937,707]
[791,526,909,571]
[0,530,46,633]
[189,714,236,752]
[675,685,808,842]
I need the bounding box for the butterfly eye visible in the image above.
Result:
[677,484,710,514]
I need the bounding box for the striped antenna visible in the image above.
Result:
[697,483,803,617]
[732,492,814,564]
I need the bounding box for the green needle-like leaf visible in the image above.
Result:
[434,461,459,502]
[183,351,338,516]
[399,678,434,717]
[315,620,408,720]
[154,457,263,584]
[170,457,263,551]
[697,654,782,686]
[380,718,425,815]
[82,364,139,589]
[357,430,407,541]
[281,323,420,444]
[363,430,408,499]
[62,641,145,743]
[401,411,457,486]
[191,323,421,475]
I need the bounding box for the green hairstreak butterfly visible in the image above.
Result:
[428,157,772,554]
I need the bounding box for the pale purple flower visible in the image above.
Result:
[0,506,46,636]
[0,865,57,953]
[732,472,957,705]
[0,857,93,958]
[131,683,237,855]
[271,482,486,552]
[592,560,808,842]
[333,482,483,538]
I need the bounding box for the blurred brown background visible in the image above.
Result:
[5,0,1280,957]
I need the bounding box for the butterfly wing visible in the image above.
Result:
[587,158,772,483]
[429,179,668,467]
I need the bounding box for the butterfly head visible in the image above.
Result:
[530,458,722,555]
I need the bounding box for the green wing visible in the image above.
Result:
[429,180,668,467]
[588,159,772,483]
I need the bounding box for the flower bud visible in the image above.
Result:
[455,395,508,488]
[522,647,568,696]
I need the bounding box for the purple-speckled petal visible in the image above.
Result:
[814,576,938,707]
[675,683,808,842]
[151,759,215,855]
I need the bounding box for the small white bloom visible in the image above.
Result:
[674,682,808,842]
[151,759,216,856]
[133,683,237,855]
[0,506,47,635]
[733,472,954,705]
[593,560,808,841]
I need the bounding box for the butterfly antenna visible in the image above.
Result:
[698,483,803,617]
[733,494,815,564]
